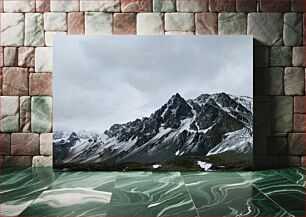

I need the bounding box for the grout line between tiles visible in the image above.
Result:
[235,171,295,217]
[180,172,200,217]
[18,171,118,216]
[273,169,305,188]
[17,170,65,216]
[107,172,119,206]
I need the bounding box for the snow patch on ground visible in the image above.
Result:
[153,164,162,169]
[197,161,212,171]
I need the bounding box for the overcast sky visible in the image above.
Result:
[54,36,253,132]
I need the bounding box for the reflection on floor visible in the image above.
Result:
[0,167,305,216]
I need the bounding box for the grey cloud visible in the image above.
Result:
[53,36,252,132]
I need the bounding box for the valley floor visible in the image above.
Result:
[0,167,305,217]
[55,154,252,171]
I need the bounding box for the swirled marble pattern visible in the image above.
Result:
[275,167,305,187]
[0,167,60,216]
[109,171,198,216]
[182,172,291,217]
[19,171,116,216]
[0,167,305,216]
[238,170,305,216]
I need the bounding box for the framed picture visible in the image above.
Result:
[53,36,253,171]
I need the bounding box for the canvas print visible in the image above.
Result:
[53,36,253,171]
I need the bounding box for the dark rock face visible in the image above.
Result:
[53,136,75,165]
[54,92,253,165]
[162,93,194,129]
[68,132,80,143]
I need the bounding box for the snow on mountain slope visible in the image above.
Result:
[206,127,253,156]
[54,92,253,165]
[229,94,253,113]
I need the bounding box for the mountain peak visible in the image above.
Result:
[172,92,183,99]
[194,93,211,105]
[167,93,186,105]
[211,92,228,97]
[211,92,232,102]
[70,132,77,138]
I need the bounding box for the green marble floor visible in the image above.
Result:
[0,167,305,217]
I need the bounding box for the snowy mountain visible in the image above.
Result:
[54,92,253,168]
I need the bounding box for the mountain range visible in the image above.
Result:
[54,92,253,169]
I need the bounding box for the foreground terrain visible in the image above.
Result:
[1,167,305,216]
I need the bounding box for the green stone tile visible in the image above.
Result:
[0,96,19,132]
[110,184,192,207]
[274,167,305,187]
[0,167,59,216]
[183,172,290,216]
[110,172,198,216]
[19,172,116,216]
[49,171,117,191]
[262,185,304,217]
[19,189,111,217]
[3,170,303,217]
[196,190,289,217]
[182,171,242,183]
[115,171,184,186]
[239,170,305,216]
[237,170,286,185]
[0,115,19,132]
[111,172,187,204]
[114,171,185,191]
[0,167,32,184]
[107,200,198,217]
[153,0,176,12]
[182,172,243,206]
[31,96,52,133]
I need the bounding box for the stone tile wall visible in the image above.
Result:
[0,0,305,169]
